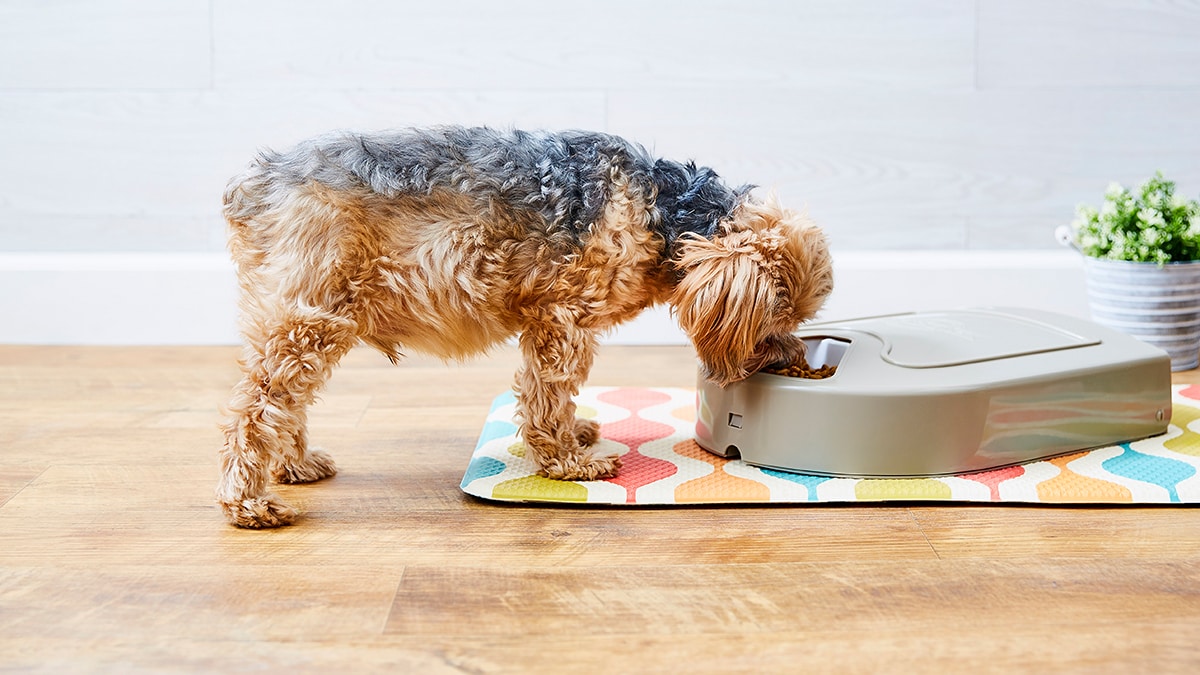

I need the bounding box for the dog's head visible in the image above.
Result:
[670,196,833,386]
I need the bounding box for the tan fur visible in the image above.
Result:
[218,169,830,528]
[673,197,832,385]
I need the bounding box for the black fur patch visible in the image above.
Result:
[649,159,752,252]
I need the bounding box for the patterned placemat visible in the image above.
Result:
[460,386,1200,504]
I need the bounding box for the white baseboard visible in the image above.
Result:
[0,250,1088,346]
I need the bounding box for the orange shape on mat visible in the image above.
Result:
[670,404,695,423]
[1036,453,1131,503]
[671,439,771,503]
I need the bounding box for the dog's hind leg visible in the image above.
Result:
[514,316,622,481]
[272,407,340,485]
[217,309,358,528]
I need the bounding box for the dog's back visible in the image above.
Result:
[226,127,627,230]
[224,127,749,262]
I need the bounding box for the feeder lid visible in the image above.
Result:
[839,309,1100,369]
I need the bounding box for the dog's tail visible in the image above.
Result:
[222,151,280,229]
[222,151,290,281]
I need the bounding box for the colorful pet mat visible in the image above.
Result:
[460,386,1200,505]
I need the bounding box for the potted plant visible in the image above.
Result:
[1057,172,1200,371]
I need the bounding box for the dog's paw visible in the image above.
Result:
[573,418,601,447]
[538,450,622,481]
[219,494,299,529]
[274,448,338,484]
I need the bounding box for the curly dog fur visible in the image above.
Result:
[218,126,832,528]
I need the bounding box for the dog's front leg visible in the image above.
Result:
[514,318,621,481]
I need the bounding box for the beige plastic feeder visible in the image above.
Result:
[695,308,1172,477]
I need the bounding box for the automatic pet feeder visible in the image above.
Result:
[695,307,1172,477]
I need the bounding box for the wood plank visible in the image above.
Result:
[0,344,240,368]
[0,564,402,641]
[385,559,1200,636]
[0,467,43,507]
[912,506,1200,560]
[214,0,974,90]
[3,628,1196,674]
[0,637,458,674]
[978,0,1200,88]
[0,214,220,252]
[0,465,936,568]
[419,628,1200,674]
[0,0,211,89]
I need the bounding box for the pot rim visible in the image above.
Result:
[1081,255,1200,268]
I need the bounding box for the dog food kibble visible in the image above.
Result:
[761,359,837,379]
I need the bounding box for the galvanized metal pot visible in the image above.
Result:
[1082,257,1200,371]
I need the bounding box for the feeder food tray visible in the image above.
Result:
[695,307,1172,477]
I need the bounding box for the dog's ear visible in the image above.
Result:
[753,196,833,323]
[671,228,777,386]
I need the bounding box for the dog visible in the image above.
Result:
[217,126,833,528]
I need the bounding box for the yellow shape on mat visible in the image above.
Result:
[492,475,590,502]
[1165,402,1200,457]
[854,478,952,501]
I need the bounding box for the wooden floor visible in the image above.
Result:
[1,345,1198,673]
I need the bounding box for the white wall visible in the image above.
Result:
[0,249,1088,345]
[1,1,1198,344]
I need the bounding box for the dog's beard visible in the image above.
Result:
[702,333,806,386]
[747,333,806,374]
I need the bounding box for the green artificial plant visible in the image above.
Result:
[1064,171,1200,265]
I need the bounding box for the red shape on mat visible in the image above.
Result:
[604,450,679,503]
[598,387,672,413]
[1180,385,1200,400]
[597,388,679,503]
[959,464,1026,501]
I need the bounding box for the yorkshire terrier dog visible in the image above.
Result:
[218,126,832,528]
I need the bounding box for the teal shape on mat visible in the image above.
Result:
[760,468,832,501]
[476,420,518,448]
[1102,446,1196,503]
[461,456,507,488]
